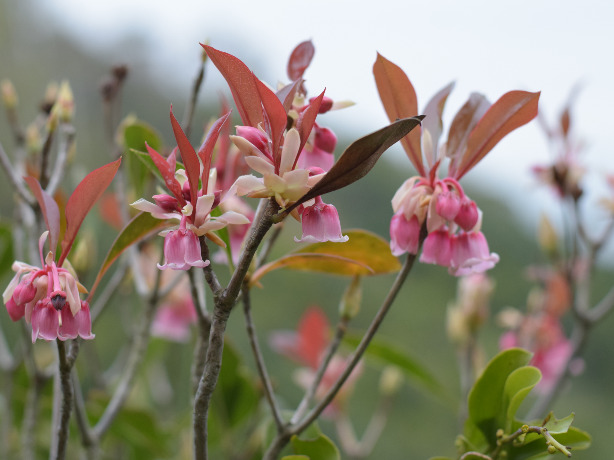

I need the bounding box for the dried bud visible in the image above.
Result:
[1,79,18,109]
[339,275,362,320]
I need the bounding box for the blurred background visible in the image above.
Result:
[1,0,614,458]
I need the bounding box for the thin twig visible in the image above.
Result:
[46,124,75,197]
[71,370,96,456]
[90,259,129,324]
[242,282,284,430]
[291,315,350,424]
[51,340,74,460]
[39,127,55,190]
[263,247,421,460]
[182,57,207,140]
[0,140,34,205]
[92,259,163,439]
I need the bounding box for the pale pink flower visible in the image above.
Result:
[3,232,93,342]
[294,196,348,243]
[151,295,197,343]
[157,219,209,271]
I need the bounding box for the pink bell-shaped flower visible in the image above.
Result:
[295,196,348,243]
[420,228,454,266]
[450,231,499,276]
[390,213,421,256]
[158,221,209,271]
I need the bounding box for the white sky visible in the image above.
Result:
[38,0,614,250]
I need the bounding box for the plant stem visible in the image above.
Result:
[242,282,284,430]
[193,198,278,460]
[51,340,74,460]
[0,140,34,205]
[263,250,420,460]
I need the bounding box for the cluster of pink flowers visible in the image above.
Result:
[3,232,93,342]
[204,42,349,245]
[374,54,539,276]
[499,270,582,392]
[131,110,250,270]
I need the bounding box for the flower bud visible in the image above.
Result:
[538,214,559,258]
[454,197,479,231]
[1,79,18,109]
[379,366,403,396]
[55,81,75,123]
[390,213,421,256]
[339,275,362,320]
[436,190,461,221]
[235,126,269,155]
[311,95,333,114]
[314,126,337,153]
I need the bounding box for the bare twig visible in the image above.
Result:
[242,282,284,430]
[51,340,74,460]
[182,55,207,140]
[0,140,34,205]
[46,124,75,197]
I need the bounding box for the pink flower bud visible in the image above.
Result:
[13,279,37,305]
[236,126,269,155]
[314,126,337,153]
[435,190,461,221]
[5,297,25,321]
[454,198,479,231]
[153,194,179,213]
[311,96,334,114]
[390,213,421,256]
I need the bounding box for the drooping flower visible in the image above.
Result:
[374,54,540,276]
[131,109,250,270]
[204,42,352,244]
[3,158,120,341]
[294,196,348,243]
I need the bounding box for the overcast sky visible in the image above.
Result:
[36,0,614,248]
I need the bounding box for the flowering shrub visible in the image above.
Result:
[2,39,610,460]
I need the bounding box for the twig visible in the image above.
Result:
[0,140,34,205]
[193,198,277,460]
[46,124,75,197]
[291,315,350,424]
[39,126,55,190]
[242,281,284,430]
[92,259,163,439]
[71,370,96,457]
[263,246,421,460]
[90,259,129,324]
[188,268,212,394]
[51,340,74,460]
[182,55,207,140]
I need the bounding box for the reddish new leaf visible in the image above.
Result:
[421,82,455,169]
[454,91,540,179]
[255,78,288,168]
[287,40,315,81]
[294,89,325,169]
[146,144,184,203]
[59,158,121,265]
[202,44,263,128]
[198,111,231,193]
[24,177,61,256]
[373,53,424,176]
[284,116,424,215]
[170,108,200,208]
[277,79,302,114]
[446,93,491,176]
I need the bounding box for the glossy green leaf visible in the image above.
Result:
[120,116,163,152]
[543,412,575,435]
[89,212,172,299]
[343,333,445,399]
[291,433,340,460]
[504,366,541,429]
[465,348,532,447]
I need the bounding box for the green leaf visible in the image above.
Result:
[128,149,185,188]
[465,348,533,448]
[0,223,14,278]
[504,366,541,430]
[282,456,310,460]
[89,212,172,299]
[291,433,340,460]
[543,412,575,435]
[509,425,591,460]
[343,333,445,400]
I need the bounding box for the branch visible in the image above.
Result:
[242,282,284,431]
[46,124,75,197]
[51,340,74,460]
[182,55,207,140]
[0,140,34,205]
